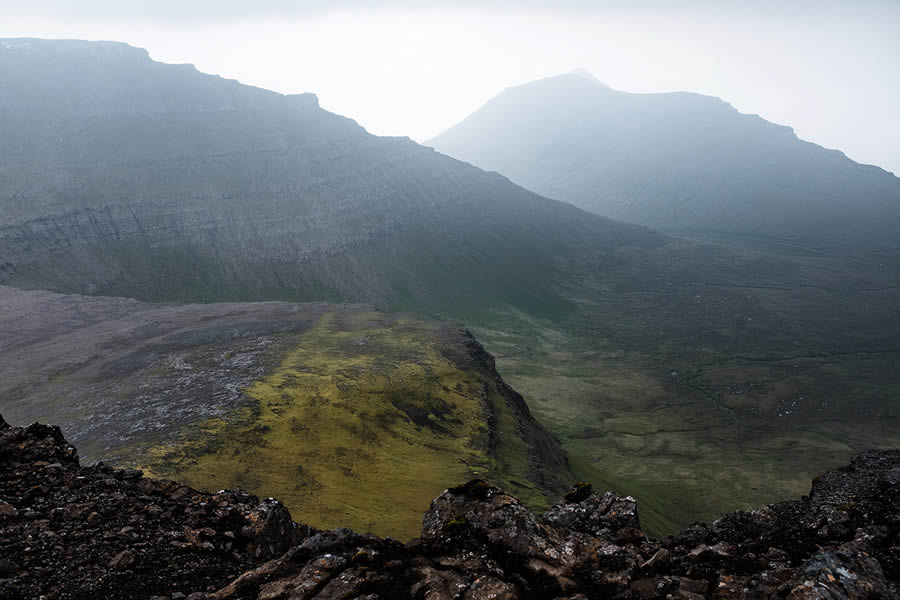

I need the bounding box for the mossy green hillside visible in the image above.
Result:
[141,311,569,540]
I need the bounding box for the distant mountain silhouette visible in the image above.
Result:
[429,72,900,256]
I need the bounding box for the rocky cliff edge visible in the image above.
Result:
[1,414,898,599]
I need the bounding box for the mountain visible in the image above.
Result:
[3,418,899,598]
[428,71,900,256]
[0,39,661,319]
[1,39,899,533]
[0,285,572,540]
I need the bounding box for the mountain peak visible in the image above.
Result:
[286,92,319,108]
[567,67,607,86]
[430,69,900,254]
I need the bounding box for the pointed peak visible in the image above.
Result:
[567,68,609,88]
[569,67,598,81]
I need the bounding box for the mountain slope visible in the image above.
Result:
[1,40,899,533]
[428,71,900,255]
[0,285,572,539]
[0,39,661,319]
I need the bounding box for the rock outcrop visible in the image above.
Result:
[0,418,302,599]
[2,415,897,599]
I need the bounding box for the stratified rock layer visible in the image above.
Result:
[2,415,898,599]
[0,38,661,312]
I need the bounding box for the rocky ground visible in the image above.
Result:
[0,413,303,599]
[0,285,337,460]
[2,413,898,599]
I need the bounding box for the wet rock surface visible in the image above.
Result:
[2,416,898,599]
[0,417,304,599]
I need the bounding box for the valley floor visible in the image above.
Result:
[471,251,900,536]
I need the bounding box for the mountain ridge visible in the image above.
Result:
[0,38,663,315]
[428,72,900,254]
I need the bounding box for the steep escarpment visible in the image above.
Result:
[0,286,571,540]
[2,417,898,599]
[429,71,900,256]
[0,38,660,317]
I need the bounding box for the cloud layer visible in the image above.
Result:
[10,1,897,22]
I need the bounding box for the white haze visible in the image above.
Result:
[2,1,899,175]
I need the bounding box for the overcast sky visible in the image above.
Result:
[3,1,899,175]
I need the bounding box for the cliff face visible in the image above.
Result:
[428,72,900,256]
[0,39,660,314]
[2,416,898,599]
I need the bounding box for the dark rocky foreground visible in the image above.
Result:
[1,414,898,599]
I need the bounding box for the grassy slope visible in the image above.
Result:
[8,198,898,537]
[140,311,565,540]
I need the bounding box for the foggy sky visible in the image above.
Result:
[3,1,899,175]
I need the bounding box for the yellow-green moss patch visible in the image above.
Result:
[141,310,559,540]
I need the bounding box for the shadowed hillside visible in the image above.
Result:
[0,39,661,319]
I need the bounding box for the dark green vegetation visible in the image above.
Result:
[1,39,898,534]
[428,71,900,257]
[0,286,570,539]
[472,280,900,533]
